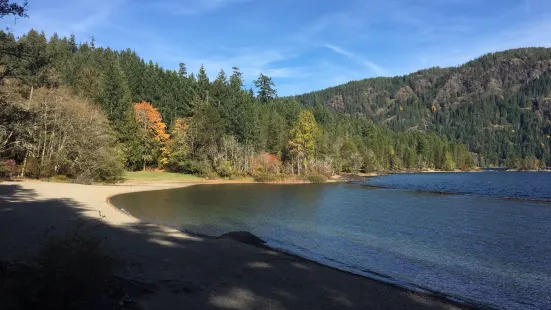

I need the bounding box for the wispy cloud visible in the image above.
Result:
[323,44,354,58]
[324,44,389,76]
[3,0,122,39]
[154,0,251,15]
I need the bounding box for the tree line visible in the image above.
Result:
[0,30,473,182]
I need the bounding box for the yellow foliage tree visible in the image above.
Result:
[288,110,320,174]
[165,118,192,172]
[134,101,170,168]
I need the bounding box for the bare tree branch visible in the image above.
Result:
[0,0,28,19]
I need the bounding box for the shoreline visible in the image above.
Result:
[1,180,471,309]
[107,183,482,309]
[119,168,484,187]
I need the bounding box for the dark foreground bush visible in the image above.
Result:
[1,230,117,310]
[306,174,327,183]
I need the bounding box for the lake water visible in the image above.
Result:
[110,172,551,310]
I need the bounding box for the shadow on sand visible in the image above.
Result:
[0,183,467,309]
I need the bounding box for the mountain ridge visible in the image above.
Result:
[294,47,551,166]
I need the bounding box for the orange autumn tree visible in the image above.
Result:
[134,101,170,169]
[250,152,281,175]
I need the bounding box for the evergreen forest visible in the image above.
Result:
[8,28,544,182]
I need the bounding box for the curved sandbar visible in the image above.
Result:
[0,180,466,309]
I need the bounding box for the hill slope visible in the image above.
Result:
[295,48,551,167]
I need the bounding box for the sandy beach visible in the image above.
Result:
[0,180,466,309]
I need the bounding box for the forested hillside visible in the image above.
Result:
[295,48,551,167]
[1,29,474,182]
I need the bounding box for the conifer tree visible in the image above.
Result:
[254,73,277,103]
[197,64,210,102]
[178,62,187,77]
[99,54,132,122]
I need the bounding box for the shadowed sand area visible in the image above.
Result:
[0,180,466,309]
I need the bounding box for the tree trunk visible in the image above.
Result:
[40,132,47,167]
[48,127,56,160]
[40,105,48,169]
[20,150,28,178]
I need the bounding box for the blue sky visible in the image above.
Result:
[3,0,551,95]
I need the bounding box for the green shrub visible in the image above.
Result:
[171,159,215,177]
[204,171,219,180]
[306,159,334,178]
[0,161,9,179]
[74,171,95,185]
[253,173,286,183]
[215,160,234,178]
[306,174,327,183]
[22,156,41,178]
[229,173,248,180]
[89,150,126,184]
[165,150,189,173]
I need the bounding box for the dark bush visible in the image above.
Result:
[0,159,17,179]
[1,230,117,309]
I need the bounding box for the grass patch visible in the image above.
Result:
[123,171,204,183]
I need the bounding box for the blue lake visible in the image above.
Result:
[110,172,551,309]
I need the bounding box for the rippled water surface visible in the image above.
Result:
[366,172,551,200]
[111,172,551,309]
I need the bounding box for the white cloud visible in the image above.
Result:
[324,44,389,76]
[323,44,354,58]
